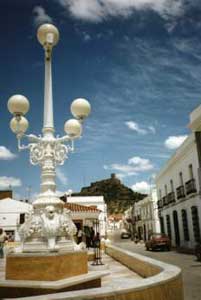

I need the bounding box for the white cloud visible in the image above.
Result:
[125,121,156,135]
[125,121,147,135]
[59,0,104,22]
[148,125,156,134]
[128,157,154,171]
[33,6,53,27]
[56,168,68,185]
[58,0,183,22]
[131,181,150,194]
[164,135,188,150]
[0,146,17,160]
[104,156,154,179]
[116,173,135,180]
[83,32,91,42]
[0,176,22,188]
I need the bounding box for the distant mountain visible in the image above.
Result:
[72,174,147,214]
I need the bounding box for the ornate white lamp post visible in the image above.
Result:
[7,24,91,252]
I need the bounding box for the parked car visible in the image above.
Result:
[195,243,201,261]
[145,233,171,251]
[120,228,131,239]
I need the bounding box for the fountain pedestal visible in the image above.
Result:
[6,251,88,281]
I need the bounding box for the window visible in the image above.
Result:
[160,216,165,234]
[191,206,201,243]
[19,213,25,224]
[179,172,183,186]
[165,184,168,195]
[170,179,174,192]
[173,210,180,246]
[166,215,172,239]
[189,164,193,179]
[181,209,189,241]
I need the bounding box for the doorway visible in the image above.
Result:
[173,210,180,246]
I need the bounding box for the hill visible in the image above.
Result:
[73,174,147,214]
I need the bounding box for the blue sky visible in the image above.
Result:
[1,0,201,200]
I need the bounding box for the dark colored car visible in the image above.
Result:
[120,229,131,239]
[145,233,171,251]
[195,243,201,261]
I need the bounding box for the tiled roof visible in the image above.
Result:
[108,214,124,221]
[64,202,101,213]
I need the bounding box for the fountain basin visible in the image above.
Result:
[6,244,184,300]
[6,251,88,281]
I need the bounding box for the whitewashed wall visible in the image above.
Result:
[156,133,201,248]
[66,196,107,237]
[0,198,33,241]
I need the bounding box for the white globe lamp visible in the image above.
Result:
[71,98,91,120]
[8,95,30,115]
[37,24,59,47]
[10,116,29,134]
[64,119,82,137]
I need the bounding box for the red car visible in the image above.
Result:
[145,233,171,251]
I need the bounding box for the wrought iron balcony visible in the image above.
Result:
[167,192,176,204]
[157,199,163,209]
[185,178,197,195]
[162,196,168,206]
[176,185,185,199]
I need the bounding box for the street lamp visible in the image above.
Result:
[7,24,91,252]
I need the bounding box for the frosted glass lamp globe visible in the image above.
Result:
[71,98,91,119]
[64,119,82,137]
[37,24,59,47]
[8,95,30,115]
[10,116,29,134]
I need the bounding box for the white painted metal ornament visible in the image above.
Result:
[7,24,91,253]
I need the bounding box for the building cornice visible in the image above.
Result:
[155,133,195,182]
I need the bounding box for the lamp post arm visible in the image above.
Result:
[56,136,76,152]
[56,135,71,143]
[17,134,42,151]
[27,134,42,143]
[17,136,33,151]
[57,134,79,143]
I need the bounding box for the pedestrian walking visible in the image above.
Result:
[84,226,91,249]
[90,227,95,247]
[134,233,139,244]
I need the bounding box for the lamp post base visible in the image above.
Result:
[18,195,78,253]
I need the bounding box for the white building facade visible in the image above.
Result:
[134,189,160,241]
[64,202,100,229]
[156,106,201,249]
[64,196,107,237]
[0,198,33,241]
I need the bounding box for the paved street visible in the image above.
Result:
[108,230,201,300]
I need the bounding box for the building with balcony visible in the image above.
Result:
[132,188,160,241]
[156,105,201,250]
